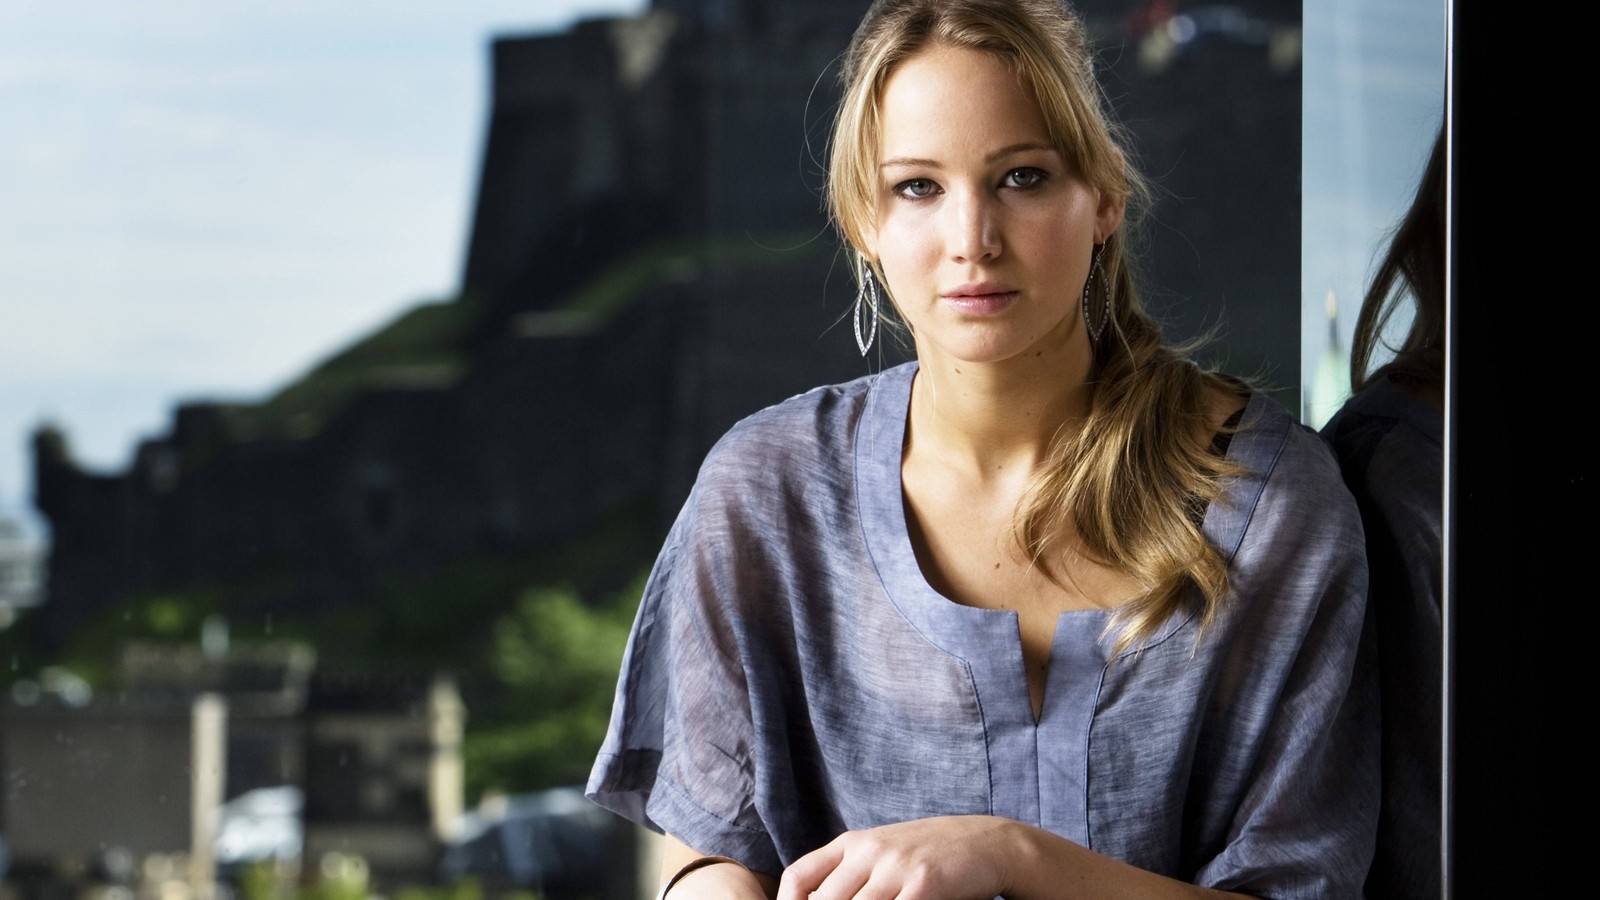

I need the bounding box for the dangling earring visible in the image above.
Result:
[853,261,881,356]
[1081,242,1111,344]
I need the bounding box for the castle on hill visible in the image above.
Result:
[28,0,1301,650]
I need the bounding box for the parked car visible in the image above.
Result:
[438,786,638,900]
[215,785,303,879]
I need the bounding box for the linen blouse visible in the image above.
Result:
[588,361,1378,898]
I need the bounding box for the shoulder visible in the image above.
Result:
[1211,391,1363,562]
[1323,373,1442,440]
[1321,378,1443,558]
[694,364,904,493]
[1362,371,1443,423]
[1233,392,1348,502]
[664,364,909,547]
[1202,393,1370,672]
[1321,375,1443,483]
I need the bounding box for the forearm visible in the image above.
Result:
[1001,820,1254,900]
[778,815,1257,900]
[659,834,778,900]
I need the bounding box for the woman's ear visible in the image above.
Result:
[858,228,879,262]
[1094,149,1127,243]
[1095,190,1125,244]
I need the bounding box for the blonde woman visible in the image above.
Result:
[589,1,1377,897]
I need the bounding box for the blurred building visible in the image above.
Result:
[1,640,465,898]
[0,513,43,629]
[301,670,466,888]
[26,0,1301,658]
[2,694,224,887]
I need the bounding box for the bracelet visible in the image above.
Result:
[657,855,748,899]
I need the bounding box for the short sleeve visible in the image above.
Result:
[584,444,785,873]
[1190,416,1382,897]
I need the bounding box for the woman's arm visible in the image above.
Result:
[777,816,1255,900]
[658,834,780,900]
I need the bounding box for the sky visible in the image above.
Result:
[0,0,647,543]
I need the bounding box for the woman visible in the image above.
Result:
[1320,124,1445,900]
[588,1,1378,897]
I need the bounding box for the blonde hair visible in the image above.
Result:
[826,0,1248,654]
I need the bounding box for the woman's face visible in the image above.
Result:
[864,45,1121,370]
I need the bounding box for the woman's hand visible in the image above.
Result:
[775,817,1254,900]
[777,815,1025,900]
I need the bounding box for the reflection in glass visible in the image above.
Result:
[1302,0,1447,897]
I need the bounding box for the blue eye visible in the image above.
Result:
[894,178,937,199]
[1004,168,1047,189]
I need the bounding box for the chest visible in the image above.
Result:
[899,474,1141,719]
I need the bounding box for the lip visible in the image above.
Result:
[941,282,1019,314]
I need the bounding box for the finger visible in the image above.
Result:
[847,875,904,900]
[781,841,873,900]
[811,860,873,900]
[777,843,843,900]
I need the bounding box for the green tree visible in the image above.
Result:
[463,574,642,798]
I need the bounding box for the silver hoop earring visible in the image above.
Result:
[854,264,881,356]
[1081,243,1111,344]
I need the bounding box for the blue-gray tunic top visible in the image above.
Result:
[588,362,1378,898]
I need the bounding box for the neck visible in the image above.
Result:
[907,342,1094,480]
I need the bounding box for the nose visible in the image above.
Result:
[948,191,1001,263]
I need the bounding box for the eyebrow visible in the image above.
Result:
[879,141,1058,169]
